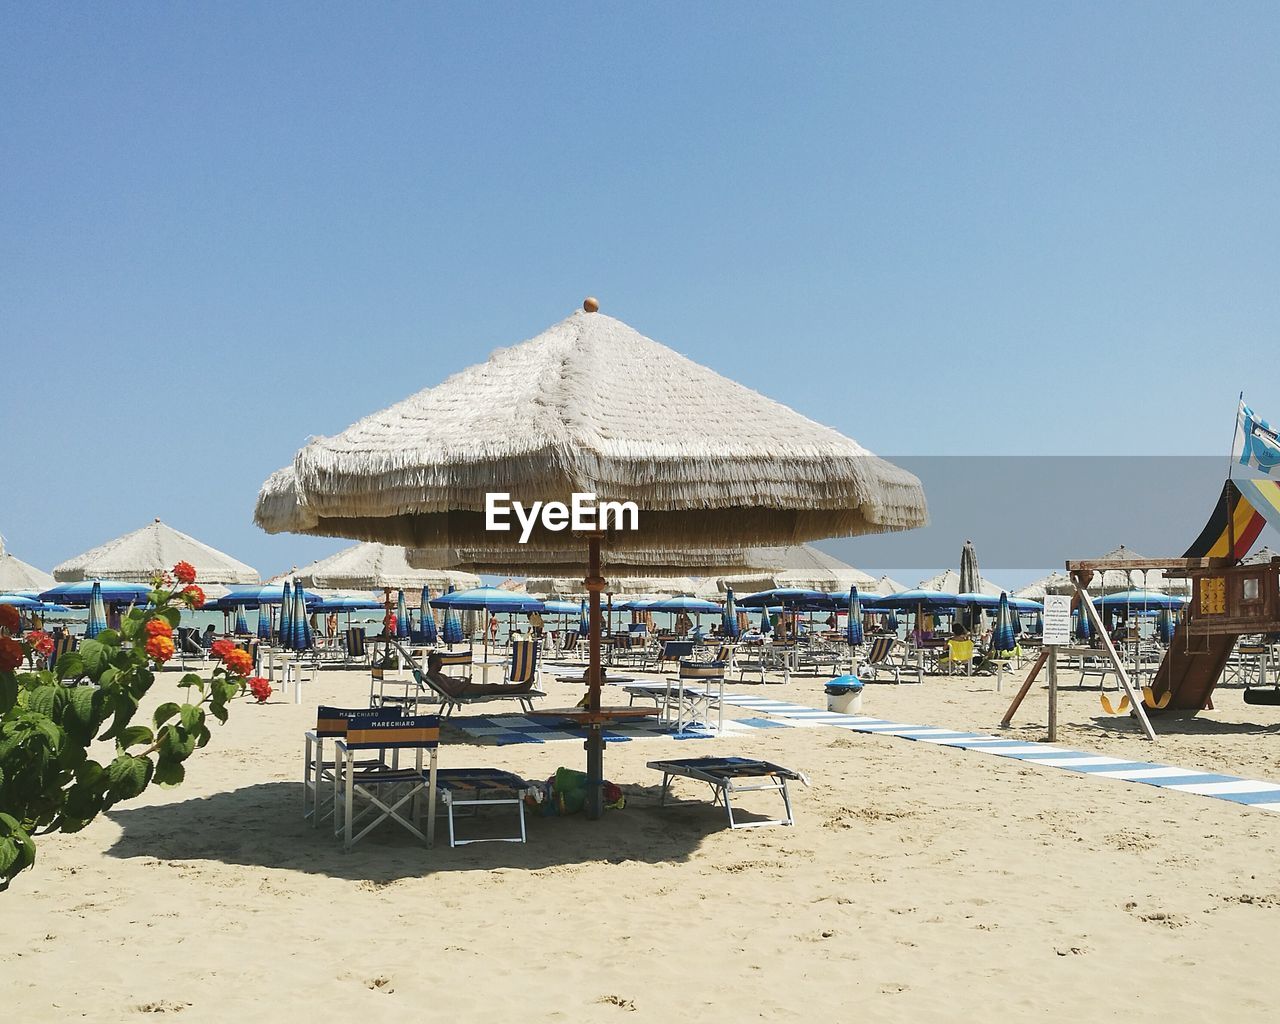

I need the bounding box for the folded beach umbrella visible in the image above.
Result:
[1156,607,1176,645]
[722,587,739,638]
[1074,605,1093,642]
[420,585,438,644]
[234,604,249,635]
[1032,609,1044,635]
[441,585,464,645]
[846,586,864,646]
[254,302,926,818]
[759,606,772,634]
[293,582,311,650]
[257,605,272,640]
[992,592,1017,656]
[85,580,107,639]
[279,581,294,649]
[396,589,409,638]
[578,598,589,637]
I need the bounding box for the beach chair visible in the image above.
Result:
[45,632,77,673]
[733,640,769,684]
[176,627,206,668]
[344,627,368,666]
[623,659,727,733]
[392,641,545,716]
[334,712,441,850]
[939,637,976,675]
[858,635,902,684]
[647,756,809,829]
[303,705,398,827]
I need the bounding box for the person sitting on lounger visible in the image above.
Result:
[422,651,535,697]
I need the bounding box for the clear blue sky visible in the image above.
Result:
[2,2,1278,584]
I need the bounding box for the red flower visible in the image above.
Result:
[247,676,272,703]
[210,638,235,660]
[145,635,175,663]
[27,630,54,657]
[180,584,206,609]
[172,561,197,585]
[0,605,19,634]
[223,648,253,676]
[144,619,174,639]
[0,636,22,672]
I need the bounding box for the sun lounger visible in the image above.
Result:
[646,756,809,829]
[388,639,546,715]
[858,635,902,684]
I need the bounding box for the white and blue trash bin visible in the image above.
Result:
[825,675,863,715]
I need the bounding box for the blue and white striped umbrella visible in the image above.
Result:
[722,588,739,638]
[1032,610,1044,635]
[290,582,307,651]
[396,589,409,639]
[420,585,438,644]
[234,605,249,634]
[257,605,272,640]
[1074,604,1093,642]
[991,592,1017,656]
[885,610,899,632]
[578,598,589,637]
[279,581,294,649]
[759,606,772,635]
[85,580,107,639]
[442,585,464,645]
[1156,607,1176,645]
[846,586,864,646]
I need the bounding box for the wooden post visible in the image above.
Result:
[1000,648,1049,727]
[1047,646,1058,742]
[584,535,605,820]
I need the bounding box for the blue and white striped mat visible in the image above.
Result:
[719,693,1280,814]
[448,712,786,747]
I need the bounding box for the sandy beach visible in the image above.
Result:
[5,659,1280,1024]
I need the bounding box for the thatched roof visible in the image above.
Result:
[1085,546,1190,595]
[53,519,259,584]
[0,536,54,592]
[870,574,909,596]
[1242,545,1280,565]
[525,575,702,599]
[712,544,877,594]
[254,308,927,551]
[288,542,479,592]
[405,540,766,577]
[1015,571,1074,600]
[917,568,1004,596]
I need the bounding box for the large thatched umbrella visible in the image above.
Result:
[0,537,54,593]
[54,519,259,585]
[713,544,877,595]
[255,302,926,817]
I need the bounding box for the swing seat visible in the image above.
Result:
[1100,693,1131,714]
[1141,686,1172,710]
[1243,687,1280,706]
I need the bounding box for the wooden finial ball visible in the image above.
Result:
[583,296,600,313]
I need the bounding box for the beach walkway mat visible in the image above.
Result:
[716,693,1280,815]
[448,713,786,747]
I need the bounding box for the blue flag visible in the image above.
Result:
[1236,399,1280,475]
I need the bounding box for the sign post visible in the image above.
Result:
[1042,595,1071,742]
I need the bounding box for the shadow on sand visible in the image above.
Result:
[104,779,743,880]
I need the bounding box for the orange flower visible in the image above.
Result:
[172,561,197,585]
[27,630,54,657]
[247,676,272,703]
[145,635,175,663]
[0,636,22,671]
[0,605,20,634]
[144,619,174,639]
[210,638,235,660]
[223,648,253,676]
[180,584,206,609]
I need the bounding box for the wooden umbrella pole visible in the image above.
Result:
[585,534,606,820]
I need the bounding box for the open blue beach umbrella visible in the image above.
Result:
[234,605,249,634]
[279,581,294,649]
[846,586,864,646]
[257,605,272,640]
[396,589,409,638]
[442,585,464,645]
[1156,607,1176,645]
[84,580,107,639]
[992,592,1017,656]
[39,580,151,607]
[578,599,589,637]
[722,588,739,638]
[644,596,721,613]
[420,586,438,644]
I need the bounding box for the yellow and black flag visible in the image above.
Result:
[1183,479,1280,561]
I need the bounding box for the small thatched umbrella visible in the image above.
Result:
[256,302,926,817]
[54,519,259,585]
[0,536,54,593]
[713,544,877,595]
[293,541,479,594]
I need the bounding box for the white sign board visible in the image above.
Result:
[1042,594,1073,646]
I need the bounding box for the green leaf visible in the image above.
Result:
[116,725,153,749]
[0,838,18,876]
[54,652,85,681]
[27,685,61,720]
[179,705,204,732]
[0,672,16,714]
[78,641,109,678]
[105,754,152,800]
[158,607,181,628]
[65,686,97,732]
[96,629,121,648]
[153,758,185,787]
[153,702,181,728]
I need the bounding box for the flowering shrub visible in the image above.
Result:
[247,676,272,703]
[209,638,235,661]
[0,563,252,891]
[0,606,19,634]
[180,585,205,609]
[172,561,197,585]
[25,631,54,659]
